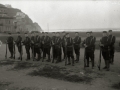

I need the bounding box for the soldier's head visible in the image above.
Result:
[86,32,90,37]
[45,32,48,36]
[66,33,69,37]
[75,32,79,36]
[62,31,66,36]
[103,31,107,36]
[8,32,11,36]
[17,32,20,36]
[90,31,93,36]
[56,32,60,37]
[25,33,28,37]
[108,30,112,35]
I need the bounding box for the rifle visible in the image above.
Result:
[5,42,7,59]
[84,47,86,69]
[13,43,16,59]
[98,47,102,70]
[20,42,23,61]
[65,38,67,66]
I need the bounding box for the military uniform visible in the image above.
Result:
[62,35,67,60]
[34,35,41,60]
[7,35,14,58]
[15,35,22,59]
[54,36,61,63]
[74,36,81,62]
[107,35,116,64]
[82,36,95,68]
[100,35,110,71]
[66,36,74,66]
[51,35,57,62]
[23,36,31,60]
[42,35,51,62]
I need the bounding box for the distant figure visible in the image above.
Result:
[22,33,31,61]
[100,31,110,71]
[73,32,81,63]
[15,32,22,60]
[66,33,74,66]
[82,32,95,69]
[107,30,116,64]
[7,32,14,59]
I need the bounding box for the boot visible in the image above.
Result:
[75,55,78,61]
[76,55,79,63]
[106,60,110,71]
[47,55,51,62]
[72,58,74,66]
[67,58,71,65]
[52,58,54,63]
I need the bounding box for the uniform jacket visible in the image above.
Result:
[43,36,51,48]
[34,35,41,48]
[30,36,35,47]
[100,36,110,51]
[82,36,95,52]
[23,37,31,47]
[74,36,81,49]
[107,35,116,48]
[15,36,22,47]
[51,36,56,46]
[62,35,66,47]
[7,36,14,47]
[54,36,61,48]
[66,37,73,51]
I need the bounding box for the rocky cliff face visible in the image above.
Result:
[0,4,42,32]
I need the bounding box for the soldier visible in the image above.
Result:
[42,32,51,62]
[74,32,81,63]
[34,32,41,61]
[66,33,74,66]
[22,33,31,60]
[107,30,116,64]
[100,31,110,71]
[54,32,62,63]
[15,32,22,60]
[90,31,96,62]
[61,32,67,60]
[7,32,14,59]
[30,32,35,59]
[41,32,46,58]
[82,32,95,68]
[51,32,57,63]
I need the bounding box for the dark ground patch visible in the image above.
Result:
[28,65,92,83]
[111,82,120,89]
[11,61,40,70]
[0,60,16,66]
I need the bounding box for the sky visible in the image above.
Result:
[0,0,120,32]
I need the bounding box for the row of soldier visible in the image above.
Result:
[6,30,116,71]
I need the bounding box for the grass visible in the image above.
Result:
[28,65,92,83]
[111,82,120,89]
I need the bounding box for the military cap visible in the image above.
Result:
[90,31,93,33]
[86,32,90,34]
[17,32,20,34]
[8,32,11,35]
[24,32,27,34]
[103,31,107,33]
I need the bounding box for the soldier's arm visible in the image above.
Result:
[111,36,116,46]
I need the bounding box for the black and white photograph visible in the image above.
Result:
[0,0,120,90]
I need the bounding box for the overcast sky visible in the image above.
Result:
[1,0,120,32]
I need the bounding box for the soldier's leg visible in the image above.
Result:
[102,51,107,69]
[37,48,40,61]
[47,47,51,62]
[70,51,74,66]
[63,47,65,59]
[106,51,110,71]
[17,46,21,59]
[111,48,115,64]
[42,48,46,62]
[90,51,94,68]
[86,52,89,67]
[67,51,71,65]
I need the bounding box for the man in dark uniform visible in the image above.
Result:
[61,32,67,61]
[66,33,74,66]
[41,32,46,58]
[90,31,96,62]
[7,32,14,59]
[34,32,41,61]
[51,32,57,63]
[15,32,22,60]
[107,30,116,64]
[42,32,51,62]
[82,32,95,68]
[22,33,31,60]
[100,31,110,71]
[30,32,35,59]
[54,32,61,63]
[74,32,81,63]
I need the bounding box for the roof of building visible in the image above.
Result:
[0,16,14,19]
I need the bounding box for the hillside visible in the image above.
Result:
[0,4,42,32]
